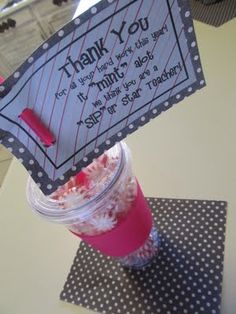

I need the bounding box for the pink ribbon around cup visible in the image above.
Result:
[71,183,153,257]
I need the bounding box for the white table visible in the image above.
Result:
[0,19,236,314]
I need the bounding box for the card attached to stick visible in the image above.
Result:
[0,0,206,194]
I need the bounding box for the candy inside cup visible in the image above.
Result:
[27,142,159,268]
[48,148,137,236]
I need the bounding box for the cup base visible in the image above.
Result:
[118,226,160,269]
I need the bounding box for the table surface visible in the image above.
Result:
[0,18,236,314]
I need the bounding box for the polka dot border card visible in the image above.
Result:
[60,197,227,314]
[0,0,206,194]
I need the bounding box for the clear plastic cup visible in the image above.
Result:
[27,142,160,268]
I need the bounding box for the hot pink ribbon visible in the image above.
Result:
[71,183,153,257]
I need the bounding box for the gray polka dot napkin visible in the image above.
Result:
[60,197,227,314]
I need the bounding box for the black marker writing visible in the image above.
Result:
[110,17,149,44]
[58,38,109,78]
[89,67,124,92]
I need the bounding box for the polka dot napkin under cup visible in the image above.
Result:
[60,197,227,314]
